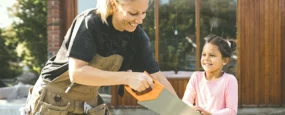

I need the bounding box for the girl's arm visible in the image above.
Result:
[182,72,197,107]
[211,77,238,115]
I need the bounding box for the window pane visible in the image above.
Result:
[200,0,237,75]
[158,0,196,71]
[142,1,156,54]
[78,0,97,13]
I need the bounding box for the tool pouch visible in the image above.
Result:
[85,103,110,115]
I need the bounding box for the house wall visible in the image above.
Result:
[238,0,283,106]
[281,0,285,106]
[47,0,76,58]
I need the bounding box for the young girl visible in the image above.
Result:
[182,35,238,115]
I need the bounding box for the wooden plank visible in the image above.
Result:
[182,78,189,98]
[281,0,285,105]
[111,86,117,106]
[178,80,184,98]
[259,0,266,105]
[240,0,245,105]
[120,89,125,106]
[267,0,281,105]
[249,0,255,104]
[244,0,251,104]
[237,0,242,106]
[195,0,201,71]
[64,0,77,34]
[176,80,181,98]
[240,0,244,105]
[268,0,276,104]
[244,0,250,105]
[183,78,189,98]
[239,0,246,105]
[125,89,130,105]
[155,0,159,62]
[264,0,270,105]
[254,0,260,105]
[270,0,274,104]
[173,79,179,97]
[277,0,281,100]
[273,0,281,105]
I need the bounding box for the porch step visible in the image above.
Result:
[1,99,285,115]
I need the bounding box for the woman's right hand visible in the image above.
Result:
[127,72,154,92]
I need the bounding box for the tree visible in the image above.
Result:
[0,29,11,79]
[143,0,196,71]
[0,28,21,81]
[8,0,47,74]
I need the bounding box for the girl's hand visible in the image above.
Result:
[127,72,153,92]
[192,106,212,115]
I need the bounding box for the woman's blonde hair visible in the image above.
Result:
[96,0,114,24]
[96,0,153,24]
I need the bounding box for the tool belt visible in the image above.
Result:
[21,54,123,115]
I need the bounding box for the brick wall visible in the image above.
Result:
[47,0,77,59]
[47,0,64,59]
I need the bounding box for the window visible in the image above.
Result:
[78,0,97,13]
[200,0,237,75]
[158,0,196,71]
[144,0,237,75]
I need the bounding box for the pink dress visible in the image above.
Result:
[182,72,238,115]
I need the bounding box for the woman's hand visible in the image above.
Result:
[192,106,212,115]
[127,72,153,92]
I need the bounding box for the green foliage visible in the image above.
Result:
[8,0,47,74]
[200,0,237,39]
[0,29,22,79]
[143,0,196,71]
[0,29,11,78]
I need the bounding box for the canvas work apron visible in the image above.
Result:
[22,54,123,115]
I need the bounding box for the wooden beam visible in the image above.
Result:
[63,0,78,34]
[281,0,285,105]
[195,0,200,71]
[155,0,159,62]
[237,0,241,106]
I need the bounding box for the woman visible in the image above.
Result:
[22,0,177,115]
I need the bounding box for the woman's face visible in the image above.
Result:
[112,0,149,32]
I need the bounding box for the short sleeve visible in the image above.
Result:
[133,28,159,74]
[67,15,97,62]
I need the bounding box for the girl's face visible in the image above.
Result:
[201,43,228,73]
[112,0,149,32]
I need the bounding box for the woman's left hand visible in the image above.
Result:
[192,106,212,115]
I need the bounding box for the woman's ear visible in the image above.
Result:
[110,0,118,12]
[223,57,230,65]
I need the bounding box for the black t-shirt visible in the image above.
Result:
[41,9,159,80]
